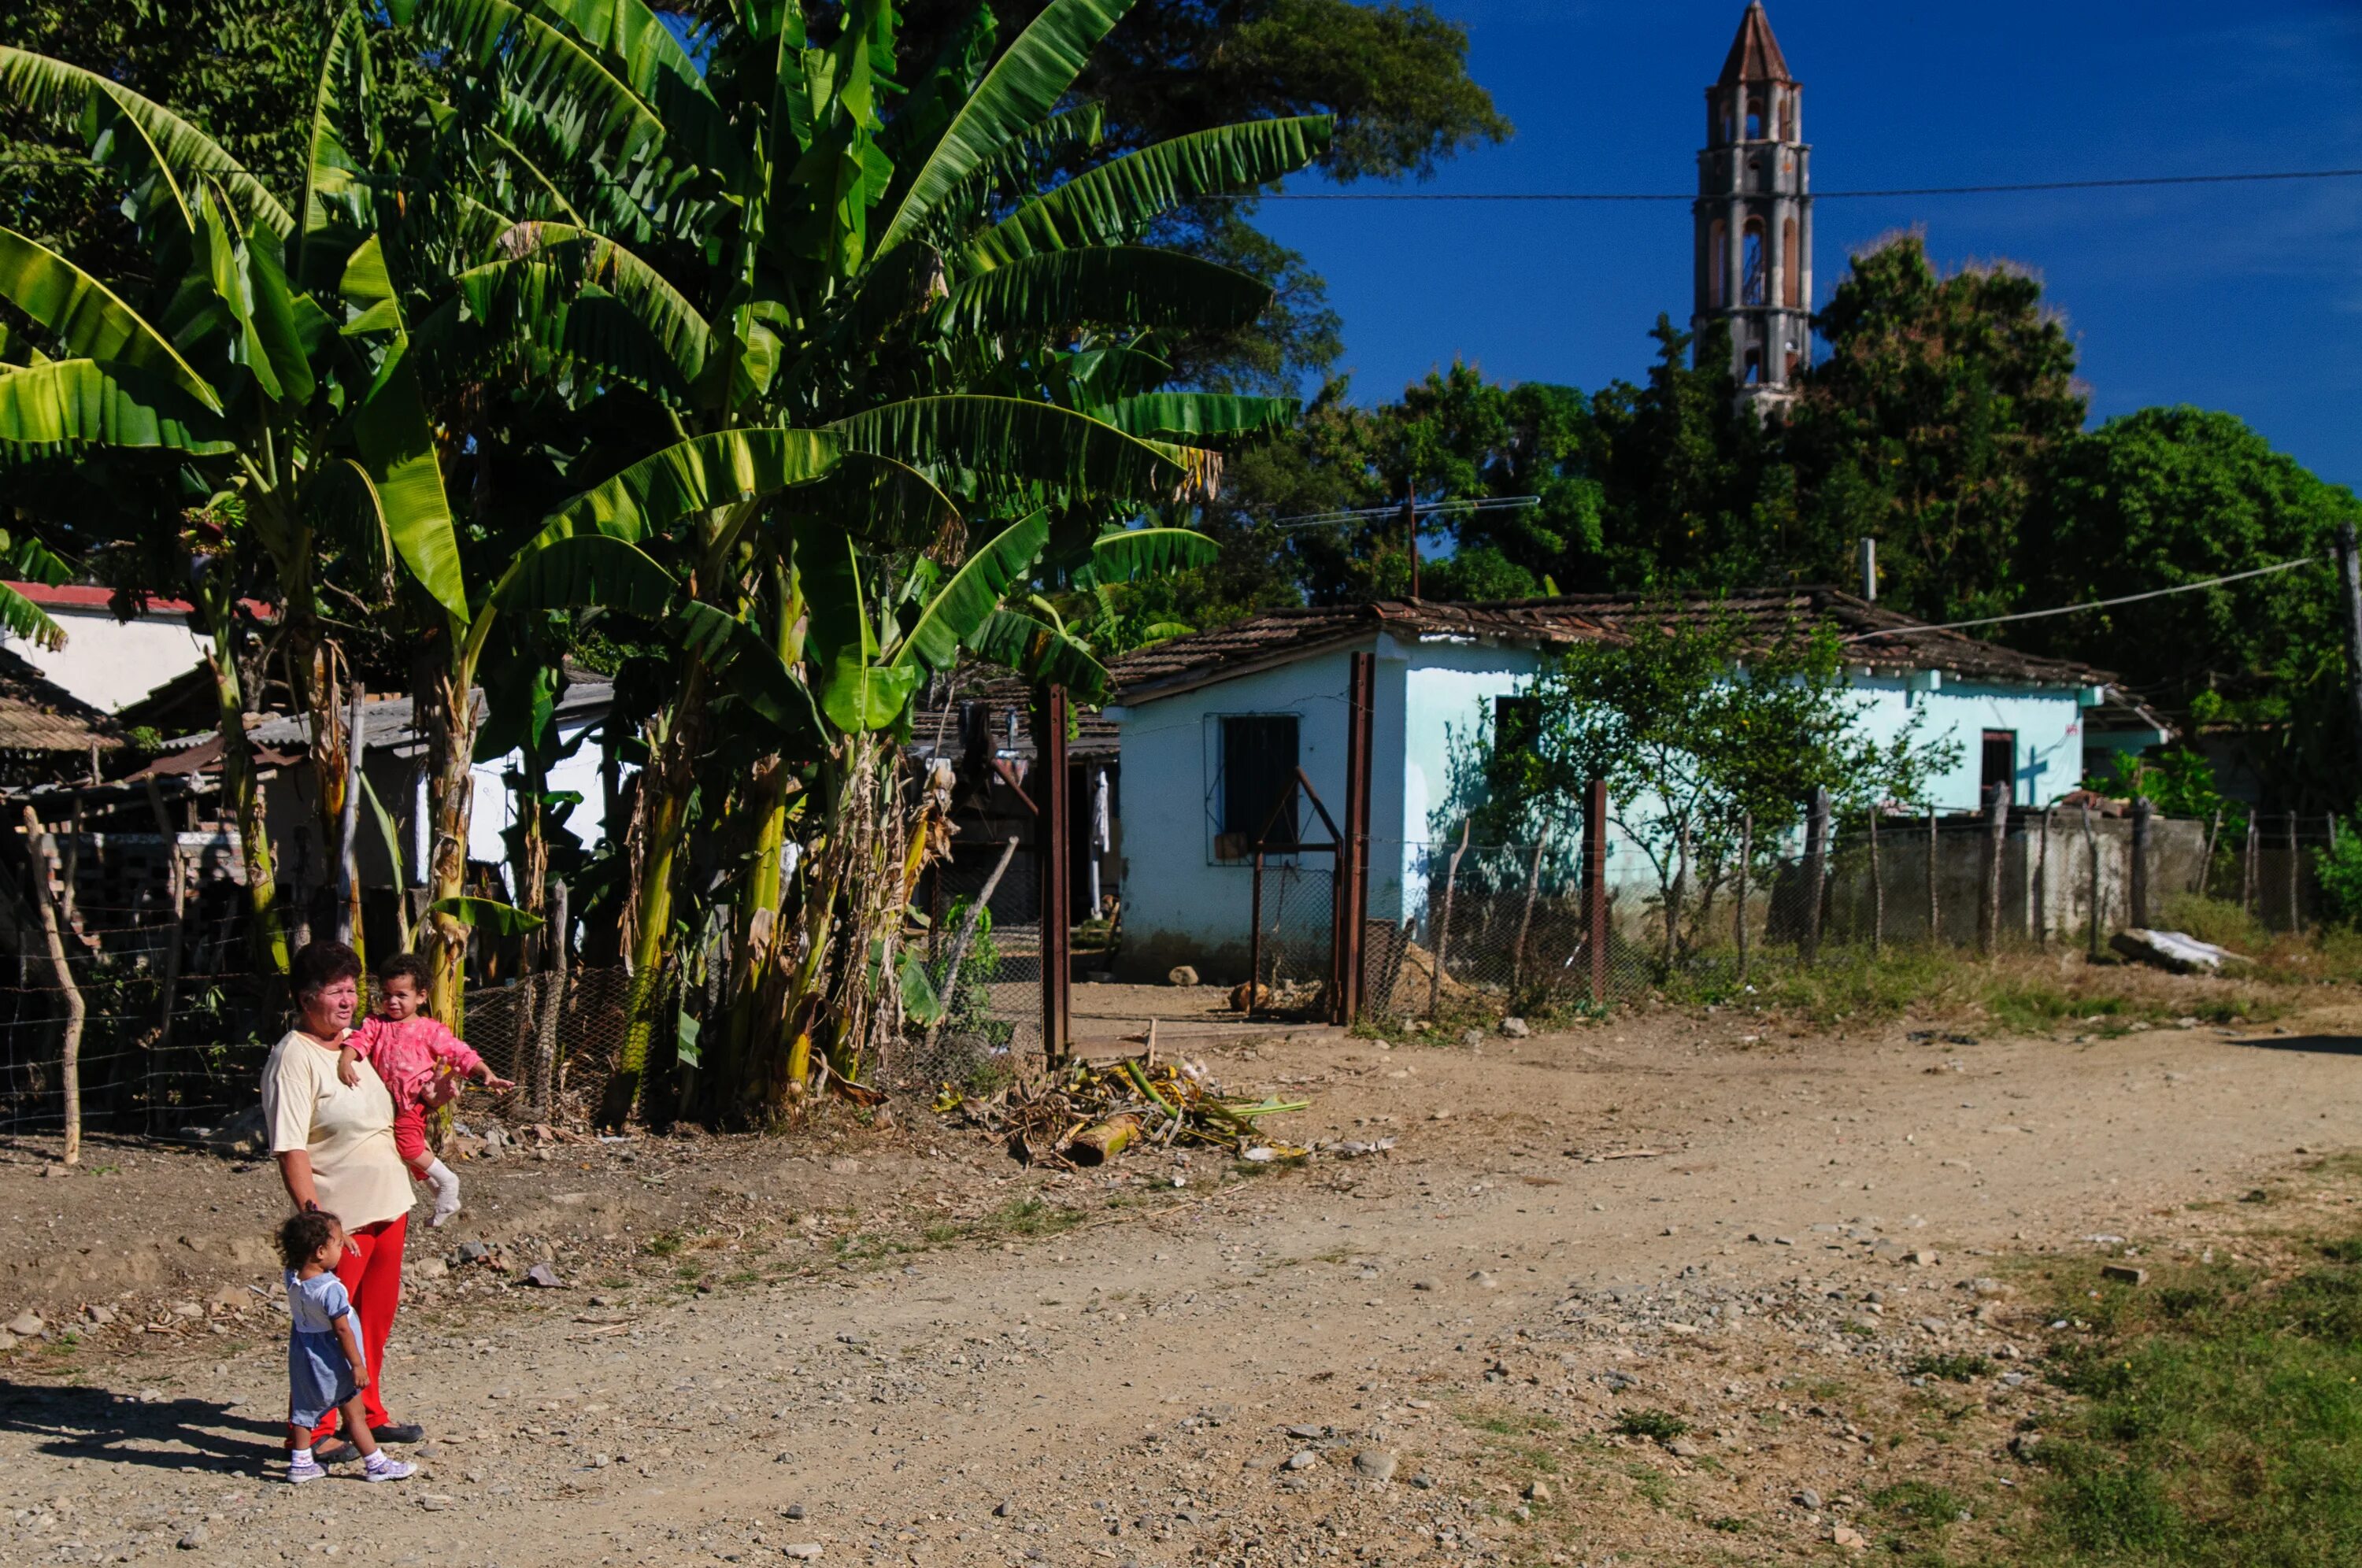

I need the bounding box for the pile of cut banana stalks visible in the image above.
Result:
[935,1050,1308,1168]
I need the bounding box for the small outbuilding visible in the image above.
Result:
[1101,590,2163,982]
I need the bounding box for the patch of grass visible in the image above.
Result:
[1612,1409,1690,1442]
[1705,1514,1747,1533]
[641,1232,683,1257]
[1908,1352,1993,1383]
[1875,1479,1968,1529]
[2021,1240,2362,1564]
[1623,1463,1675,1509]
[983,1196,1081,1238]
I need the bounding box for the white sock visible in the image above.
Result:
[425,1159,461,1223]
[364,1450,394,1470]
[291,1448,313,1464]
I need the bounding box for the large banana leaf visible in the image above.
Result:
[784,451,963,550]
[889,510,1050,674]
[539,427,840,545]
[513,0,745,186]
[1087,526,1220,582]
[296,3,372,287]
[0,584,65,652]
[937,247,1272,335]
[1098,392,1301,442]
[0,359,233,460]
[0,47,294,238]
[834,395,1181,501]
[967,116,1331,268]
[791,516,923,734]
[492,532,677,618]
[876,0,1132,257]
[426,895,546,935]
[676,601,822,743]
[0,228,220,409]
[340,237,466,621]
[967,607,1111,697]
[393,0,668,168]
[455,227,712,397]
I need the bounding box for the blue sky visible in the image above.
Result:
[1253,1,2362,487]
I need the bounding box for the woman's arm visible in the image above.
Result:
[276,1150,320,1213]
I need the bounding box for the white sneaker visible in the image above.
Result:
[362,1454,415,1483]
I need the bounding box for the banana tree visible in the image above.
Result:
[0,22,476,976]
[389,0,1326,1117]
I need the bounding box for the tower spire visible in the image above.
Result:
[1693,3,1812,413]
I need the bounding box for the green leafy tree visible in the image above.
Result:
[1784,232,2086,623]
[2025,405,2362,809]
[1451,607,1954,962]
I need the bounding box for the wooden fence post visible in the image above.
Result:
[1509,838,1546,999]
[2129,796,2153,930]
[1035,685,1071,1065]
[1981,783,2008,958]
[2242,815,2258,915]
[1735,810,1753,984]
[1584,778,1610,1006]
[1866,807,1883,957]
[1801,787,1830,967]
[924,838,1021,1056]
[1926,804,1940,944]
[2082,802,2101,960]
[2197,808,2222,896]
[1429,821,1468,1019]
[2034,804,2056,948]
[143,778,185,1062]
[531,878,569,1119]
[2287,813,2302,934]
[22,808,83,1165]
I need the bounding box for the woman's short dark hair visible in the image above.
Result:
[290,941,361,1002]
[278,1208,342,1270]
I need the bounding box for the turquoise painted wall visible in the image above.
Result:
[1114,635,2098,971]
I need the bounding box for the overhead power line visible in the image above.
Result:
[1844,557,2324,642]
[1224,168,2362,203]
[1269,496,1542,531]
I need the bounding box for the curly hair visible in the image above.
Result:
[376,952,434,998]
[277,1208,342,1271]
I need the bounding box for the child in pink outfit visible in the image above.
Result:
[338,954,513,1227]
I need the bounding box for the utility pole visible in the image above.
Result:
[2339,522,2362,775]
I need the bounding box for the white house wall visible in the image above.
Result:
[2,605,210,713]
[1116,638,2101,978]
[1112,644,1366,982]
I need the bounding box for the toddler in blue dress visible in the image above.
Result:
[280,1211,416,1485]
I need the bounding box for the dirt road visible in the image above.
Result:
[2,999,2356,1566]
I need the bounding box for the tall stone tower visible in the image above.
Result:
[1692,2,1812,412]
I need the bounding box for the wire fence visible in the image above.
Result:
[1353,803,2327,1025]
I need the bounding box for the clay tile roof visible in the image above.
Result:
[1717,2,1794,87]
[1109,588,2118,706]
[0,645,120,752]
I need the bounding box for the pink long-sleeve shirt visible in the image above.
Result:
[350,1014,485,1118]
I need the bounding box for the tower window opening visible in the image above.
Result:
[1746,94,1764,139]
[1744,347,1764,385]
[1742,220,1768,306]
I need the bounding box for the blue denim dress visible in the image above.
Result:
[286,1270,357,1427]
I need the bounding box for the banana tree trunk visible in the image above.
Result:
[420,664,477,1038]
[206,642,287,977]
[713,753,790,1121]
[602,664,709,1127]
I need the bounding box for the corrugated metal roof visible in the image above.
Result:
[1108,590,2119,707]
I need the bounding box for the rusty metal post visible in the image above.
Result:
[1430,819,1468,1019]
[1981,782,2008,957]
[2288,812,2302,934]
[1801,787,1831,967]
[1583,778,1609,1005]
[1332,652,1375,1025]
[1734,810,1753,985]
[1035,685,1072,1065]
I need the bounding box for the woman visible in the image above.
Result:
[260,941,425,1463]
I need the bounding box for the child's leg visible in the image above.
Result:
[344,1392,415,1481]
[395,1109,463,1223]
[339,1394,380,1459]
[286,1419,325,1482]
